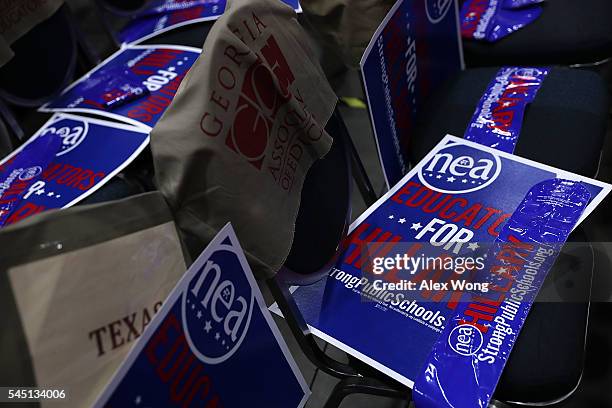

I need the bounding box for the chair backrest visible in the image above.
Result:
[268,113,361,378]
[0,5,77,107]
[279,109,353,286]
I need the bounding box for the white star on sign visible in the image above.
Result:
[411,222,422,231]
[215,332,220,341]
[467,242,479,251]
[462,179,468,183]
[497,267,508,274]
[388,215,394,219]
[436,174,442,179]
[204,321,212,333]
[47,192,54,197]
[398,218,406,224]
[197,310,202,319]
[447,176,456,182]
[35,189,45,195]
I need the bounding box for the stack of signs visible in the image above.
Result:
[40,45,201,130]
[272,135,610,388]
[0,114,149,227]
[119,0,302,45]
[94,223,310,408]
[360,0,464,188]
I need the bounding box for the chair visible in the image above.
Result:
[461,0,612,67]
[493,228,594,406]
[267,108,412,406]
[0,4,100,142]
[410,66,609,178]
[269,110,596,406]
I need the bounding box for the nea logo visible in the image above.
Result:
[448,324,483,356]
[182,247,254,364]
[40,118,89,157]
[425,0,453,24]
[419,143,501,194]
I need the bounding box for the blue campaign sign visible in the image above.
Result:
[119,0,302,45]
[273,135,610,388]
[94,223,310,408]
[40,45,201,130]
[0,114,149,228]
[360,0,464,188]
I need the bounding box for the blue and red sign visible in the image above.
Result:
[273,135,610,388]
[360,0,464,188]
[119,0,302,45]
[95,223,310,408]
[40,45,201,130]
[0,114,149,228]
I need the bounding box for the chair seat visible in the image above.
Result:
[0,5,76,106]
[462,0,612,66]
[495,228,593,404]
[410,67,608,178]
[346,229,592,405]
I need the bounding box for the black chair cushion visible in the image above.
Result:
[346,229,592,404]
[411,66,608,177]
[283,111,351,281]
[461,0,612,66]
[495,228,592,404]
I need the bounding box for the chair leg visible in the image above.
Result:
[345,129,378,207]
[63,3,102,69]
[94,1,121,49]
[0,99,23,141]
[323,376,411,408]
